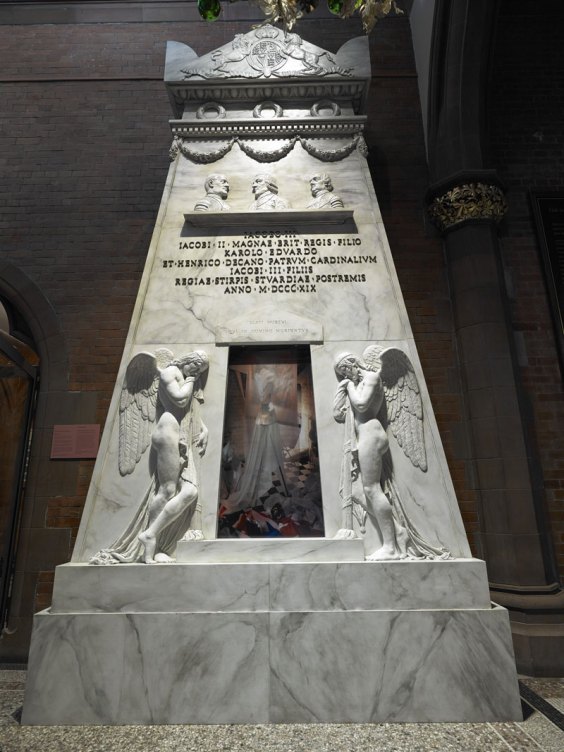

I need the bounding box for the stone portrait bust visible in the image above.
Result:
[307,173,344,210]
[249,173,290,211]
[194,174,231,212]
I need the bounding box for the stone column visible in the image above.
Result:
[427,172,546,569]
[425,0,564,671]
[426,173,564,673]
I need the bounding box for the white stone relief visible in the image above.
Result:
[253,101,284,119]
[333,346,450,561]
[187,173,346,212]
[239,138,297,164]
[181,26,353,81]
[357,135,369,158]
[170,134,365,164]
[307,173,344,209]
[310,100,341,117]
[249,174,291,210]
[193,174,231,212]
[196,102,226,120]
[90,349,209,564]
[300,136,361,162]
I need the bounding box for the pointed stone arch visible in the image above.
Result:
[0,258,71,661]
[0,258,69,392]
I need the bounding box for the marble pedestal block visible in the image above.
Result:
[23,557,522,725]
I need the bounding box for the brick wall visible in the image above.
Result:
[489,0,564,578]
[0,11,477,658]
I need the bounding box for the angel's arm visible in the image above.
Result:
[333,379,350,422]
[160,366,195,408]
[195,419,208,457]
[346,369,380,413]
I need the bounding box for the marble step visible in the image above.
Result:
[23,604,521,725]
[50,558,491,614]
[175,537,365,563]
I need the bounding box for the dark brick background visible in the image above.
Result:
[489,1,564,577]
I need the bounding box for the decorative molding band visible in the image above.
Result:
[184,209,355,230]
[427,182,507,233]
[169,134,366,164]
[167,81,367,109]
[169,116,366,140]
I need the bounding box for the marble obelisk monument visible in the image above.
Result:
[23,27,522,724]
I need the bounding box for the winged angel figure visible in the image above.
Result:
[90,348,209,565]
[333,345,450,561]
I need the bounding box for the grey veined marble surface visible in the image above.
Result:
[22,604,521,725]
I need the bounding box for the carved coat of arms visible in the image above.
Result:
[182,26,352,80]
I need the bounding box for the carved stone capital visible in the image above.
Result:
[427,182,507,232]
[426,171,507,234]
[427,181,507,233]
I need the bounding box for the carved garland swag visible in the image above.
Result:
[169,134,368,163]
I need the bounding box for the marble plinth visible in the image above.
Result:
[23,557,521,725]
[50,558,491,614]
[23,605,521,725]
[175,537,365,563]
[183,209,356,228]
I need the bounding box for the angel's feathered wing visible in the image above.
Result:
[363,345,427,472]
[118,351,162,476]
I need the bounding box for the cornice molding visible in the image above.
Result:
[169,115,366,140]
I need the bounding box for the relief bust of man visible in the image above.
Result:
[194,174,231,212]
[249,174,290,211]
[307,173,344,210]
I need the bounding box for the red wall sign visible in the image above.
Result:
[50,424,100,459]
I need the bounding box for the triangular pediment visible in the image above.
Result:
[165,28,370,117]
[165,26,369,83]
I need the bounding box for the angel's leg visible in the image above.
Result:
[356,421,400,561]
[139,480,198,563]
[139,412,182,562]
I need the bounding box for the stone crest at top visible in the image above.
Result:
[185,26,349,79]
[165,26,369,83]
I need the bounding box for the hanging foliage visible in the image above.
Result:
[197,0,403,32]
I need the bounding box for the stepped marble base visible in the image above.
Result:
[23,557,522,725]
[23,605,521,724]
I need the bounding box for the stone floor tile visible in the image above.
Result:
[489,721,545,750]
[0,670,27,686]
[519,677,564,699]
[0,689,24,725]
[545,698,564,714]
[517,708,564,752]
[0,723,516,752]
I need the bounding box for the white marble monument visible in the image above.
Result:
[23,26,522,724]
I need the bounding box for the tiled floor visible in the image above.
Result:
[0,670,562,751]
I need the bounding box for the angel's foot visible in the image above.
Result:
[139,530,157,563]
[334,528,359,540]
[366,545,400,561]
[404,544,425,560]
[154,552,174,563]
[395,527,410,555]
[181,529,204,542]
